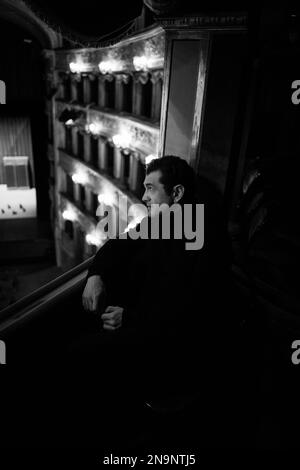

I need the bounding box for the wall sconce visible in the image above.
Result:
[98,191,115,206]
[133,55,157,72]
[133,56,148,71]
[62,208,77,221]
[86,230,102,246]
[72,171,88,185]
[145,154,159,165]
[86,122,103,135]
[98,60,123,74]
[69,61,91,74]
[112,133,131,149]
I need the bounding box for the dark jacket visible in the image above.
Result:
[87,198,233,345]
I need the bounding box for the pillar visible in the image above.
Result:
[99,139,108,171]
[133,78,143,115]
[129,154,144,195]
[151,74,163,122]
[72,128,78,155]
[71,76,77,102]
[83,76,91,104]
[84,133,91,163]
[98,76,106,107]
[84,186,93,213]
[113,147,125,182]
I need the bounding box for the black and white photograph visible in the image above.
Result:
[0,0,299,457]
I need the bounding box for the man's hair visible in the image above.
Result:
[145,155,197,203]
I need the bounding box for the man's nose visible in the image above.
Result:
[142,191,148,202]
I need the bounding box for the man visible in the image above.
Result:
[80,156,233,391]
[82,155,199,334]
[67,156,240,448]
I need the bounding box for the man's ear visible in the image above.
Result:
[172,184,185,203]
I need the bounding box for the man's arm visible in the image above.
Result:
[83,232,142,308]
[82,239,119,313]
[82,275,106,313]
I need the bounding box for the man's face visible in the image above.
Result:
[142,170,172,215]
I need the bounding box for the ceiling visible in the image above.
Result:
[26,0,145,43]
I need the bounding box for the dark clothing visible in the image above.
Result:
[80,200,237,396]
[63,193,251,451]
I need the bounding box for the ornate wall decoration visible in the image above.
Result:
[88,110,119,136]
[55,27,165,74]
[158,14,247,29]
[57,101,159,158]
[150,69,164,84]
[133,72,150,85]
[115,74,131,84]
[98,73,115,83]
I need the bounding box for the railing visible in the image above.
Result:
[0,257,92,334]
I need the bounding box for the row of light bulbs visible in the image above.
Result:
[69,148,158,189]
[61,185,132,247]
[87,125,132,150]
[62,148,158,247]
[69,121,159,164]
[69,55,158,75]
[62,191,115,222]
[62,186,114,247]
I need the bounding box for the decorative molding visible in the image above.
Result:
[87,73,97,81]
[56,101,159,157]
[98,74,115,83]
[150,69,164,84]
[60,194,96,233]
[158,14,248,30]
[70,73,82,83]
[115,73,132,84]
[58,150,140,206]
[133,72,150,85]
[55,28,165,74]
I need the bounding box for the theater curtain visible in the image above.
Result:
[0,116,34,186]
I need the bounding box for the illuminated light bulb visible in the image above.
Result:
[65,119,74,126]
[98,61,109,74]
[72,172,88,185]
[98,60,123,74]
[69,62,77,73]
[98,192,115,206]
[62,209,76,221]
[133,56,148,71]
[86,231,101,246]
[145,154,159,165]
[88,122,102,134]
[112,133,131,149]
[69,61,90,74]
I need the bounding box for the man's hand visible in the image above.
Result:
[101,306,123,331]
[82,275,105,312]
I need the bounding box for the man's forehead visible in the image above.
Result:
[144,170,162,185]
